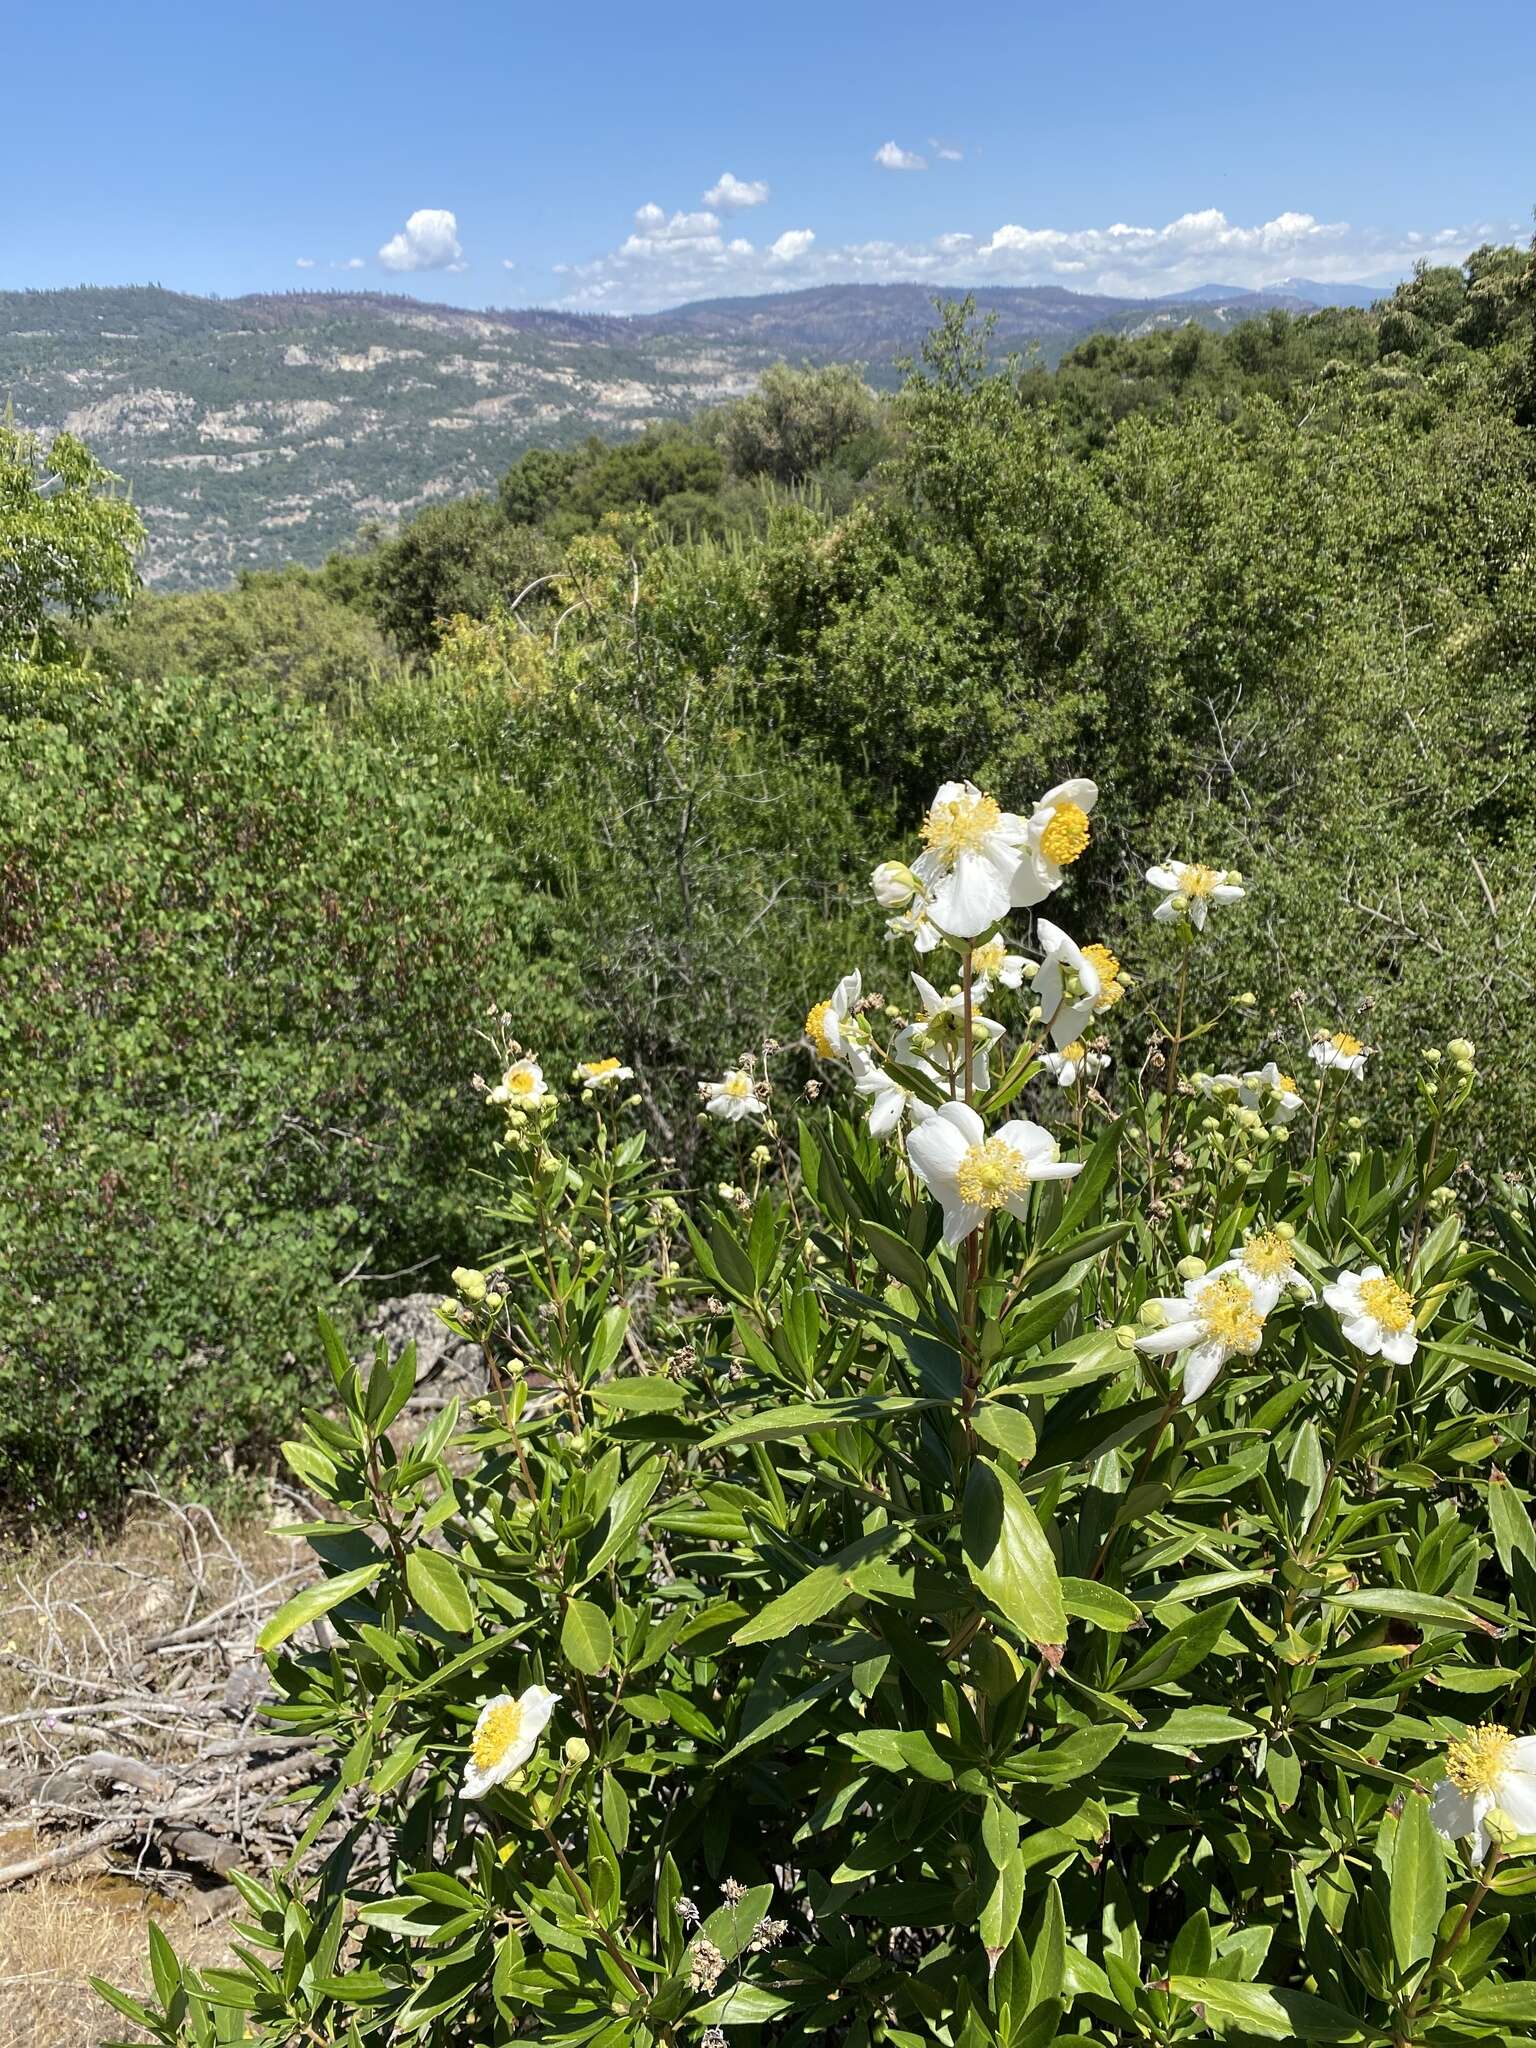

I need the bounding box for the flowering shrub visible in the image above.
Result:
[109,770,1536,2047]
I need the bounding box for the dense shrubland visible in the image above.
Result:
[105,765,1536,2046]
[3,237,1535,1520]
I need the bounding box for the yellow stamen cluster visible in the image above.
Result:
[1182,865,1222,898]
[1328,1032,1365,1058]
[504,1068,539,1096]
[1242,1231,1295,1280]
[580,1057,623,1078]
[1360,1273,1415,1333]
[723,1072,753,1100]
[805,1001,838,1059]
[1082,943,1125,1009]
[1059,1040,1086,1064]
[956,1138,1033,1210]
[922,790,1002,861]
[1039,800,1091,868]
[473,1698,526,1774]
[1447,1724,1514,1797]
[973,936,1007,977]
[1194,1274,1263,1351]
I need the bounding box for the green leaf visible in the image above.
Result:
[962,1456,1067,1650]
[1168,1977,1367,2040]
[560,1597,614,1675]
[576,1457,665,1586]
[257,1560,386,1651]
[705,1395,944,1449]
[1324,1587,1493,1631]
[1489,1476,1536,1576]
[1460,1981,1536,2021]
[406,1548,474,1634]
[973,1401,1038,1465]
[1060,1578,1140,1632]
[858,1216,931,1296]
[733,1528,907,1645]
[1389,1791,1446,1974]
[981,1799,1025,1968]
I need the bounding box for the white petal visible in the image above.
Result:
[930,850,1013,938]
[1430,1777,1477,1845]
[1381,1328,1418,1366]
[1498,1769,1536,1835]
[1341,1316,1383,1354]
[932,1098,986,1146]
[1135,1320,1204,1356]
[940,1197,988,1246]
[1181,1342,1229,1403]
[1322,1278,1361,1312]
[1145,866,1180,892]
[1041,777,1098,814]
[997,1118,1055,1162]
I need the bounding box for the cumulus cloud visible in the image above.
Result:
[705,171,770,210]
[930,139,964,161]
[768,229,816,263]
[377,208,466,273]
[295,257,316,269]
[874,140,927,171]
[556,201,1506,314]
[339,257,364,270]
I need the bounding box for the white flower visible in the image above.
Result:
[1207,1227,1314,1315]
[1040,1040,1110,1089]
[1145,860,1246,931]
[1430,1724,1536,1862]
[1310,1030,1369,1077]
[1013,777,1099,907]
[700,1070,767,1122]
[1323,1264,1417,1364]
[462,1685,560,1801]
[892,973,1004,1092]
[1034,920,1102,1051]
[908,780,1030,940]
[849,1049,924,1138]
[1239,1062,1305,1123]
[489,1057,549,1108]
[906,1099,1081,1246]
[1134,1268,1269,1403]
[572,1057,634,1089]
[970,933,1027,999]
[871,859,946,952]
[805,971,865,1062]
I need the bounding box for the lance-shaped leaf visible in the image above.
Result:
[962,1455,1067,1651]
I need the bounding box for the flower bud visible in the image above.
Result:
[1234,990,1258,1008]
[716,1182,739,1201]
[563,1736,591,1766]
[1027,1003,1043,1025]
[1234,1155,1255,1175]
[453,1266,488,1303]
[1447,1038,1474,1062]
[749,1144,772,1167]
[1139,1301,1167,1329]
[871,860,917,909]
[1176,1255,1206,1282]
[1225,870,1244,887]
[1274,1221,1296,1240]
[484,1291,505,1313]
[1114,1324,1139,1351]
[1422,1046,1443,1065]
[1020,959,1039,981]
[1346,1115,1364,1132]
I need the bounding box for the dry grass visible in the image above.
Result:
[0,1499,314,2045]
[0,1851,233,2047]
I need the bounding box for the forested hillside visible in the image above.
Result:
[3,237,1533,1517]
[2,276,1370,587]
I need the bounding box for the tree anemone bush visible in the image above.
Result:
[112,768,1536,2047]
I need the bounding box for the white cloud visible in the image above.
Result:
[377,207,466,273]
[295,257,316,269]
[557,201,1508,315]
[768,228,816,263]
[339,257,364,270]
[502,258,517,270]
[874,140,927,172]
[930,139,964,161]
[705,171,770,210]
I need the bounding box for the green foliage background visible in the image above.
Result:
[4,237,1536,1518]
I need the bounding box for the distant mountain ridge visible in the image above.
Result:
[1,277,1385,587]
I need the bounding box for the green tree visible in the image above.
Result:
[717,361,882,485]
[0,423,142,667]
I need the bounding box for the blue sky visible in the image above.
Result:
[3,0,1530,312]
